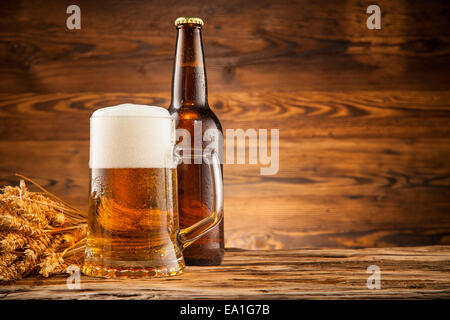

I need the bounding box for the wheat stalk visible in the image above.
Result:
[0,175,87,283]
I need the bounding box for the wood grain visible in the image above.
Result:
[0,0,449,93]
[1,0,449,249]
[1,246,449,299]
[0,91,449,249]
[1,91,450,140]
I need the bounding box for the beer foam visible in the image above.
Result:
[91,103,170,118]
[90,104,175,168]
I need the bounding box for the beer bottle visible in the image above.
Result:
[168,17,224,265]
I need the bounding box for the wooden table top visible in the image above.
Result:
[1,246,449,300]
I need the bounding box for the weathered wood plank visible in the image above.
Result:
[1,246,449,299]
[1,91,449,140]
[1,137,449,249]
[1,1,449,252]
[0,0,449,92]
[0,91,449,249]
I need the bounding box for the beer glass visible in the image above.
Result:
[82,104,223,278]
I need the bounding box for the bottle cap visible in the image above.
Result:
[174,17,204,27]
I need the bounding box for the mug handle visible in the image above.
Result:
[175,148,224,250]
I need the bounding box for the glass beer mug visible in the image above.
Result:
[82,104,223,278]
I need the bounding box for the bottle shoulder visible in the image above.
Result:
[169,105,222,132]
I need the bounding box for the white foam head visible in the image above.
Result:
[90,104,175,168]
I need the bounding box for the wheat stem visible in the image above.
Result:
[15,174,87,218]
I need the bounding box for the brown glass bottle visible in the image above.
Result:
[168,17,224,265]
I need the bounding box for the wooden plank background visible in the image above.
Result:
[0,0,449,249]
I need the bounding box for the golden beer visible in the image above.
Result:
[84,168,183,277]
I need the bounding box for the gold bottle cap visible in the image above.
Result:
[174,17,204,26]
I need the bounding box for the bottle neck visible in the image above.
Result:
[170,25,208,110]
